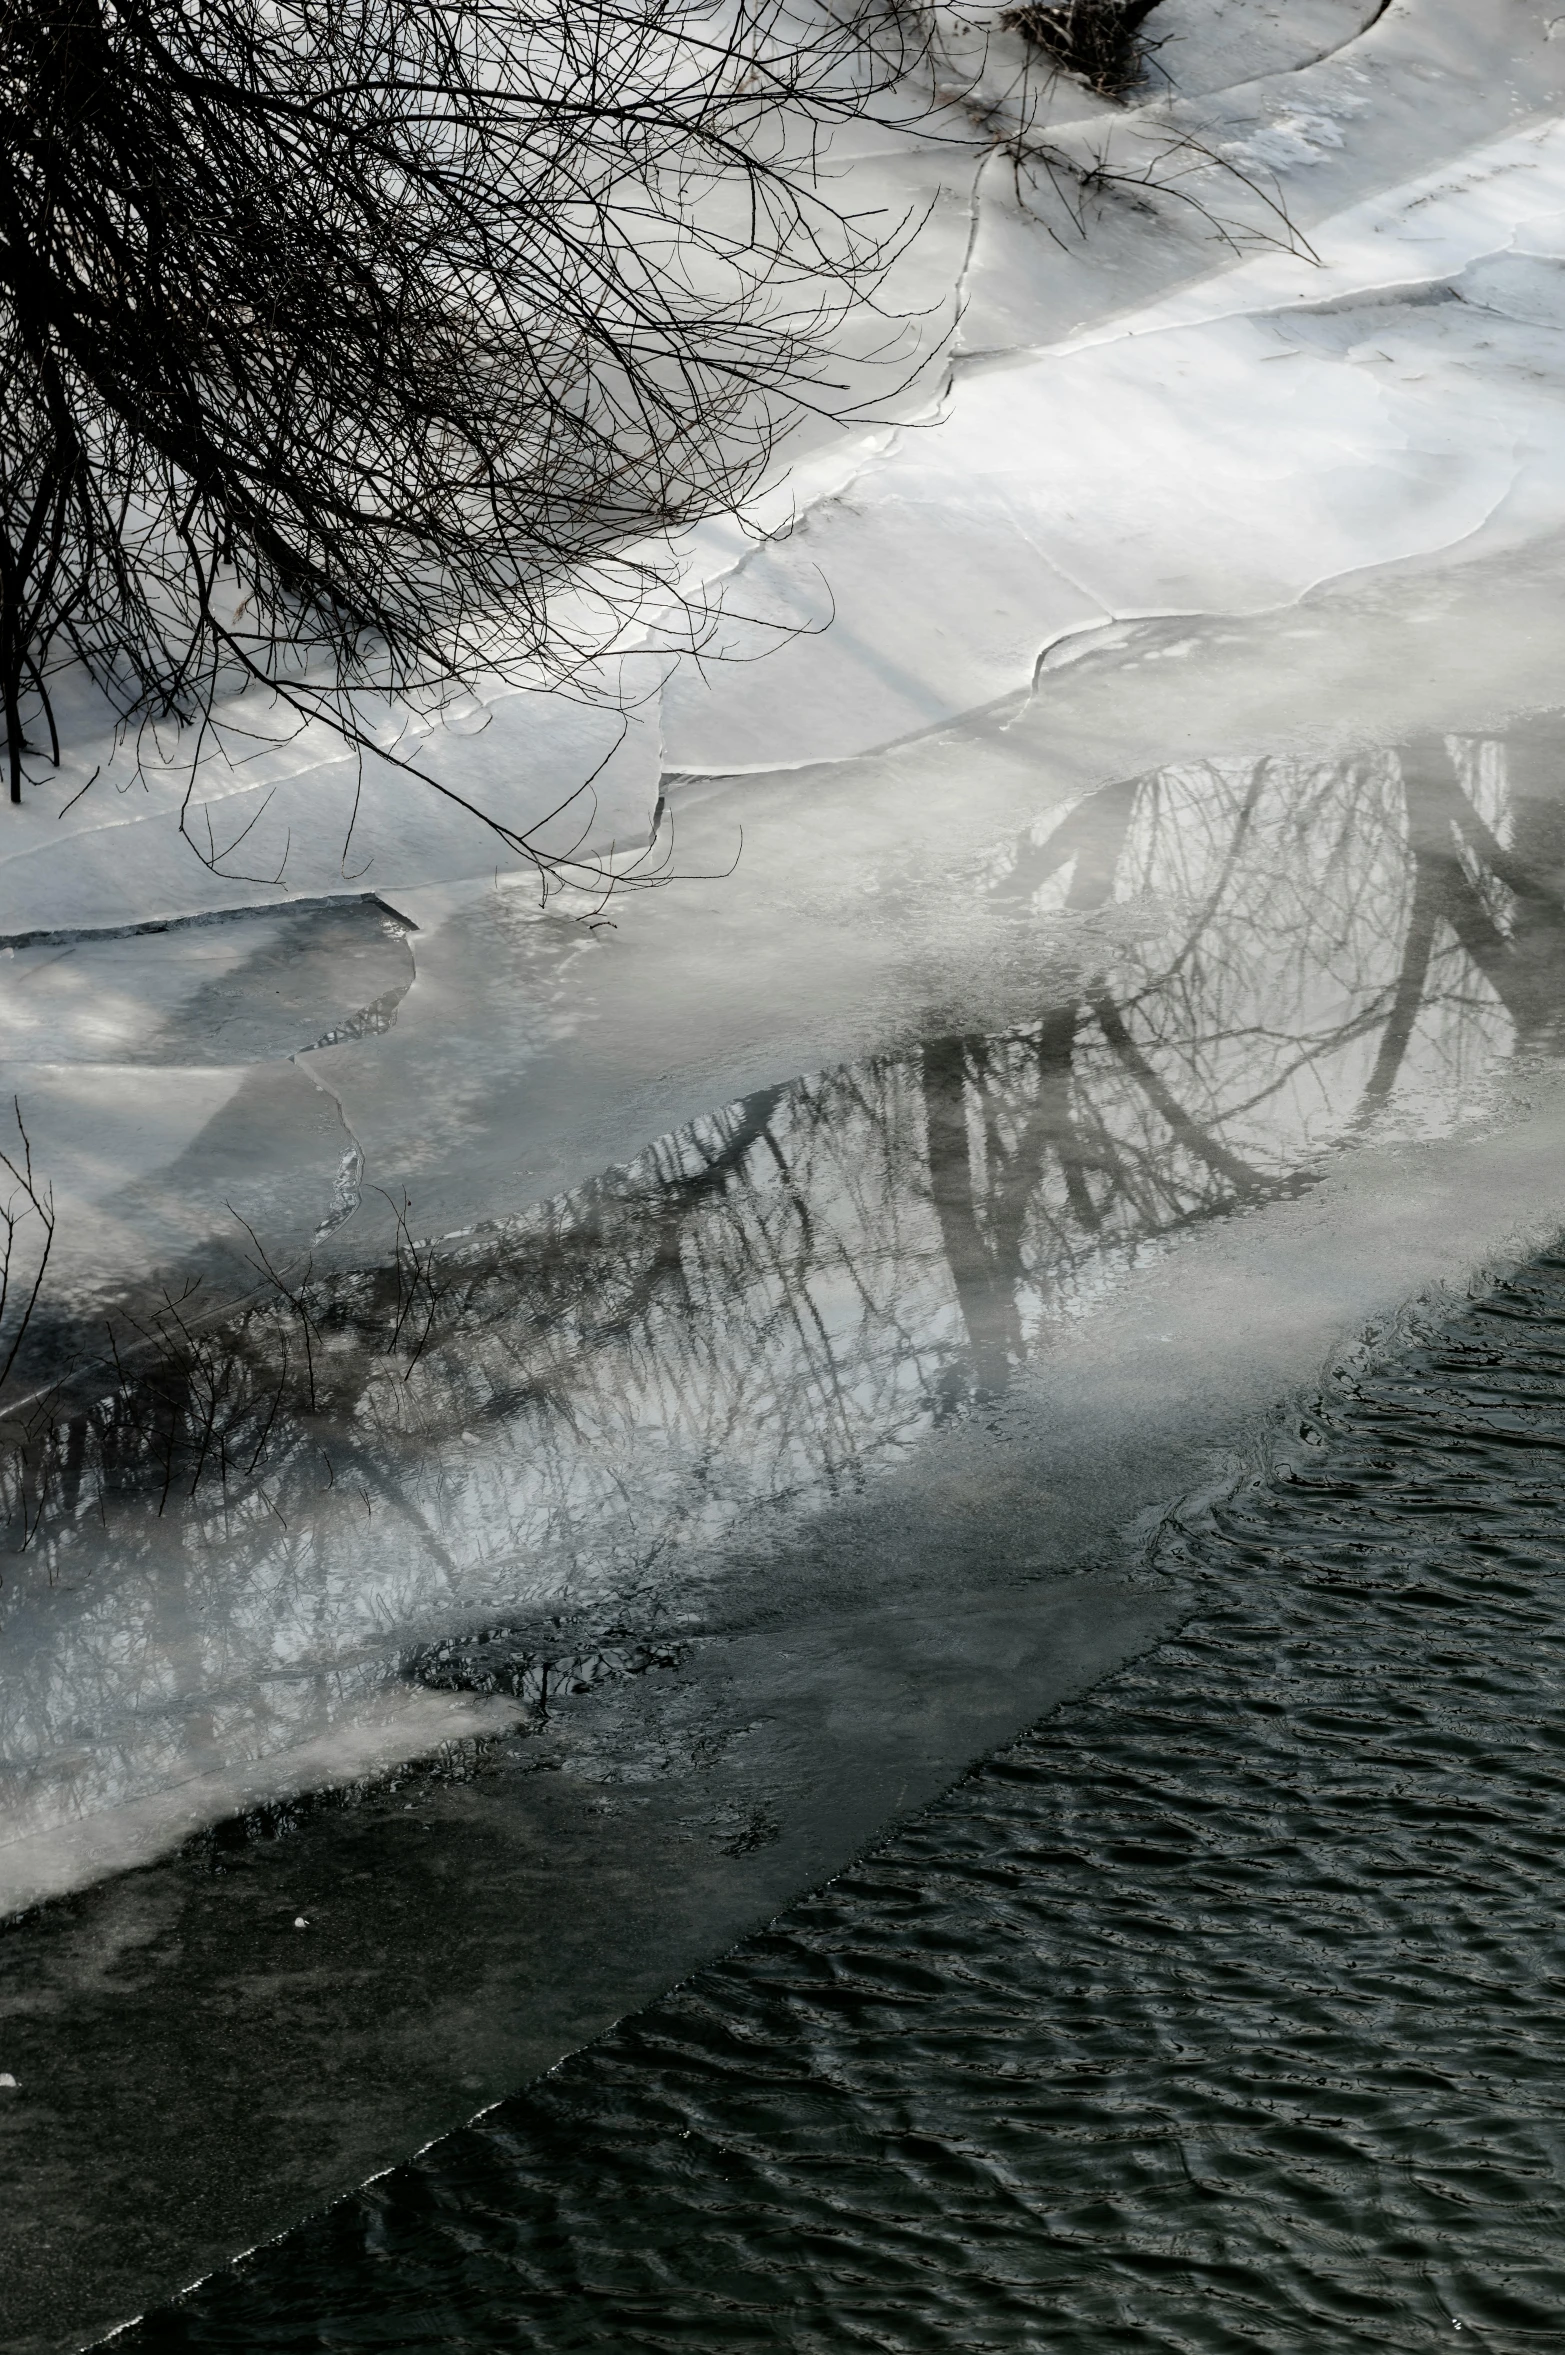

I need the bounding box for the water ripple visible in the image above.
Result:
[117,1256,1565,2350]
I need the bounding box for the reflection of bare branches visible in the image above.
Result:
[378,1191,454,1381]
[1022,1007,1100,1236]
[228,1212,321,1414]
[1393,740,1565,1054]
[0,1100,59,1557]
[8,719,1565,1852]
[1357,850,1442,1119]
[3,728,1560,1629]
[937,730,1560,1394]
[1087,990,1263,1194]
[922,1034,1023,1396]
[0,1098,53,1390]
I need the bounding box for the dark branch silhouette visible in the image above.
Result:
[0,0,925,875]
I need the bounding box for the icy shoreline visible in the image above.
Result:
[14,10,1565,2344]
[9,562,1565,1914]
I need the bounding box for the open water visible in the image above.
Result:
[108,1245,1565,2350]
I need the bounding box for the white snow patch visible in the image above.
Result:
[664,114,1565,773]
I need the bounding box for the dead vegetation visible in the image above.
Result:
[1000,0,1164,97]
[0,0,929,891]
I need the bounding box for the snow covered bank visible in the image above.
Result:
[0,681,664,941]
[2,0,1546,941]
[666,106,1565,768]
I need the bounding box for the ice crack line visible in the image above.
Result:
[291,922,418,1241]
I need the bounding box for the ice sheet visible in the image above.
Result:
[10,554,1565,1912]
[664,112,1565,770]
[11,3,1565,1912]
[0,681,664,941]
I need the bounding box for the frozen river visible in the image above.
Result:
[14,562,1565,2355]
[9,564,1565,1921]
[9,1,1565,2347]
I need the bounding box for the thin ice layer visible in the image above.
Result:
[8,666,1565,1917]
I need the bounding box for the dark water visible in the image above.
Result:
[112,1251,1565,2350]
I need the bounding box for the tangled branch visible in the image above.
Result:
[0,0,924,878]
[0,1098,53,1390]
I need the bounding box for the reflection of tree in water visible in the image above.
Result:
[24,731,1565,1550]
[510,729,1562,1446]
[930,733,1565,1393]
[5,732,1564,1823]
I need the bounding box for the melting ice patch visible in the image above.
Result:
[0,902,417,1316]
[1,721,1561,1914]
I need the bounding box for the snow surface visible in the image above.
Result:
[12,0,1565,1909]
[3,0,1545,939]
[664,115,1565,769]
